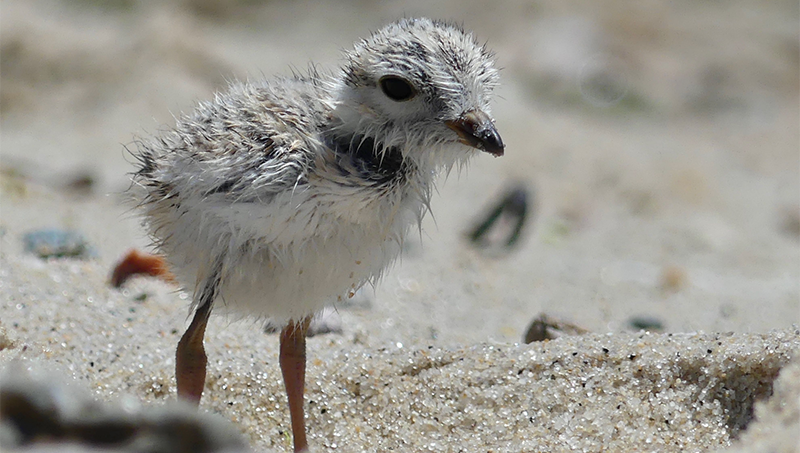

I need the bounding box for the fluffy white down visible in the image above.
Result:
[142,162,429,324]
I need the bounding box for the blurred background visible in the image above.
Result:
[1,0,798,344]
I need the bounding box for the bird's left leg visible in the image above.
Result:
[280,316,312,453]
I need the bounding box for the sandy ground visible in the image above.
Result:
[1,0,799,451]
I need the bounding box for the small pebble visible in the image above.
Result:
[523,313,588,343]
[23,229,92,259]
[110,249,175,288]
[627,315,665,332]
[467,183,532,250]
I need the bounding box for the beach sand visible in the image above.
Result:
[1,1,798,451]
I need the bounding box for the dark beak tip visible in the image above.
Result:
[446,111,506,158]
[483,132,505,157]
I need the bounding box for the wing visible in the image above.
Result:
[132,79,323,207]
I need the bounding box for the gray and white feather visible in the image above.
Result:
[130,18,504,324]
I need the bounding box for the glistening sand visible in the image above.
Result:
[1,0,798,451]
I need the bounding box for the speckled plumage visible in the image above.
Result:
[131,18,503,324]
[130,18,504,451]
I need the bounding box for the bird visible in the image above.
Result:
[129,17,503,452]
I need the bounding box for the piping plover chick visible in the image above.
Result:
[130,17,503,452]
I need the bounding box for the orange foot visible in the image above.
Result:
[110,249,176,287]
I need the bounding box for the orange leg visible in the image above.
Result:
[280,317,312,453]
[176,301,213,404]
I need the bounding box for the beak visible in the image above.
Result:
[445,110,505,157]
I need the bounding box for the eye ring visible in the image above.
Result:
[379,76,416,102]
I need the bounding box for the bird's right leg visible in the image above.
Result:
[176,300,212,403]
[176,263,221,404]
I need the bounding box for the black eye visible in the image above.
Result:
[379,76,416,102]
